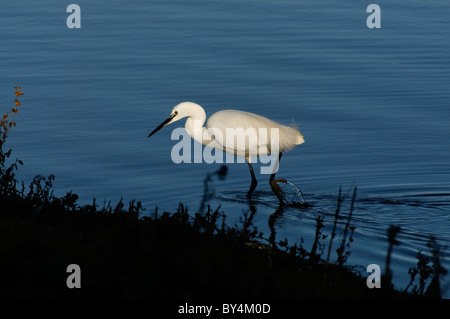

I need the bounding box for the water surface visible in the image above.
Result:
[1,0,450,295]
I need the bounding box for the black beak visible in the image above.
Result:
[148,114,176,138]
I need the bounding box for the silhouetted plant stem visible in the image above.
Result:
[199,165,227,213]
[336,187,357,266]
[405,250,431,295]
[310,216,325,264]
[326,187,342,265]
[425,236,447,298]
[384,225,401,293]
[242,204,257,240]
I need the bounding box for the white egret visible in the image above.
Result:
[148,102,305,199]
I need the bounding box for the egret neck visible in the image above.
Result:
[185,114,214,147]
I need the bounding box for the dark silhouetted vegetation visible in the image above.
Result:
[0,88,446,298]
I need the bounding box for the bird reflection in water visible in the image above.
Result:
[198,164,311,250]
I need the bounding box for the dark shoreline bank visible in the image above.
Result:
[1,190,413,299]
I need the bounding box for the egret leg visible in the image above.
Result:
[269,152,287,202]
[246,162,258,198]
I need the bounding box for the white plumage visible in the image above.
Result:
[148,101,305,200]
[207,109,304,156]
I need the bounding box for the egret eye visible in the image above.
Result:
[174,111,178,115]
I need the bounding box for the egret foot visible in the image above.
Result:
[270,178,287,203]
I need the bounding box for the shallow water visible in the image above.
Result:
[2,0,450,296]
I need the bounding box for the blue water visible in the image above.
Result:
[2,0,450,296]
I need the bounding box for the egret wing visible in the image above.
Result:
[206,110,287,156]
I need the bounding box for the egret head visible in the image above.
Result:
[148,102,202,138]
